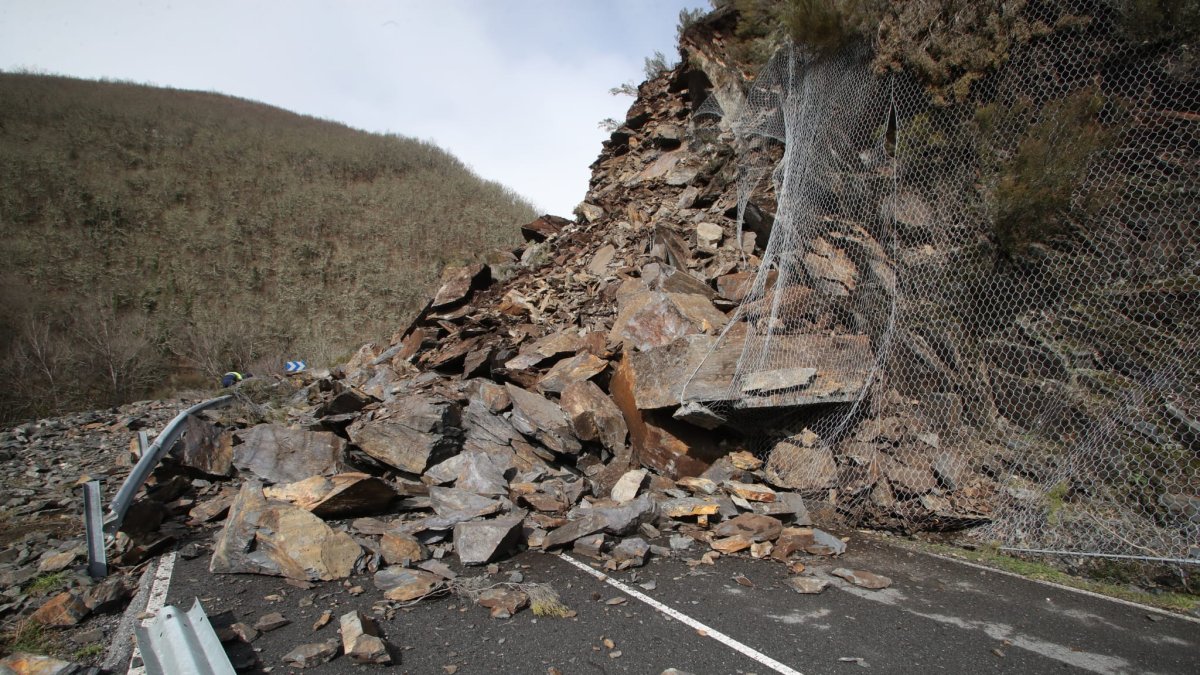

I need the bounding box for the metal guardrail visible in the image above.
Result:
[82,480,107,578]
[134,598,236,675]
[103,395,232,535]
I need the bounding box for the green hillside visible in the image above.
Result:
[0,73,537,422]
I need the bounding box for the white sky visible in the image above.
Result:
[0,0,708,216]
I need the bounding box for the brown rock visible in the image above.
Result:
[282,639,340,668]
[83,575,134,613]
[608,291,726,352]
[505,330,583,371]
[677,477,718,494]
[37,549,78,574]
[0,654,85,673]
[728,451,762,471]
[188,487,238,524]
[610,353,724,479]
[431,263,486,308]
[560,380,627,453]
[771,527,816,560]
[832,568,892,590]
[505,384,581,455]
[710,535,752,554]
[233,425,348,484]
[712,513,783,542]
[725,481,776,502]
[477,587,529,619]
[209,481,362,581]
[374,567,443,601]
[883,453,937,495]
[380,532,429,566]
[588,244,617,275]
[787,577,829,594]
[263,473,397,518]
[170,413,234,477]
[716,270,777,303]
[537,353,608,394]
[346,394,462,474]
[661,497,721,518]
[340,610,392,664]
[521,214,570,242]
[254,612,290,632]
[30,592,88,626]
[765,440,839,491]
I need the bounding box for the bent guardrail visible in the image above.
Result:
[103,395,232,535]
[134,598,236,675]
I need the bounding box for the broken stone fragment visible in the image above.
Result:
[169,413,234,477]
[711,513,783,542]
[809,528,848,556]
[429,449,511,497]
[574,532,607,558]
[340,610,392,664]
[505,330,584,371]
[560,380,627,453]
[453,516,524,565]
[537,353,608,394]
[431,263,486,308]
[727,451,762,471]
[210,481,362,581]
[610,353,725,479]
[478,587,529,619]
[188,487,237,524]
[543,495,657,548]
[671,402,726,430]
[787,577,829,594]
[505,384,581,455]
[724,481,777,502]
[282,638,341,668]
[608,291,727,352]
[83,575,134,613]
[374,567,443,602]
[588,244,617,275]
[832,568,892,589]
[660,497,721,519]
[610,469,647,503]
[740,367,816,395]
[696,221,723,249]
[709,535,752,554]
[882,453,938,495]
[676,476,718,495]
[346,395,462,475]
[29,591,89,626]
[765,438,838,491]
[254,612,290,632]
[429,487,503,524]
[750,541,773,558]
[611,537,650,566]
[0,654,87,673]
[233,424,349,485]
[381,532,429,566]
[36,548,78,574]
[263,473,397,518]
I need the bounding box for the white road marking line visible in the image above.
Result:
[127,550,177,674]
[558,553,804,675]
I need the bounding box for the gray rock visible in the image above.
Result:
[505,384,581,455]
[282,639,340,668]
[453,516,524,565]
[233,425,348,484]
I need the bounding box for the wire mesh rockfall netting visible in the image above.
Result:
[683,1,1199,562]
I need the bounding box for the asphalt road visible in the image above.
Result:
[155,532,1199,674]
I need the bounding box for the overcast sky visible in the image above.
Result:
[0,0,708,216]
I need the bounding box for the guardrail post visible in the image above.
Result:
[83,480,107,579]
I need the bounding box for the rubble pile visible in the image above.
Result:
[0,9,989,669]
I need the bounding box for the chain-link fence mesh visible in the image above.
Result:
[683,1,1199,563]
